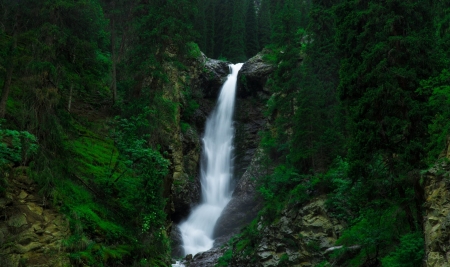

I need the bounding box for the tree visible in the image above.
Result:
[257,0,272,49]
[245,0,259,57]
[336,0,441,232]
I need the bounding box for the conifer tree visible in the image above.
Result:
[194,0,207,52]
[245,0,259,57]
[336,0,441,230]
[221,0,247,62]
[213,0,232,59]
[257,0,272,49]
[204,0,217,57]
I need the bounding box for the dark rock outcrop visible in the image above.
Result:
[168,53,231,224]
[171,126,202,223]
[213,151,264,245]
[423,155,450,267]
[170,223,184,258]
[213,50,275,241]
[199,53,231,100]
[237,49,275,99]
[183,246,228,267]
[230,196,343,267]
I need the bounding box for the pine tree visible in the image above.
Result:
[245,0,259,57]
[287,0,342,172]
[194,0,207,52]
[257,0,272,49]
[213,0,232,59]
[336,0,441,230]
[221,0,247,62]
[204,0,217,57]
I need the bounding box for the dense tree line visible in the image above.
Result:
[228,0,450,266]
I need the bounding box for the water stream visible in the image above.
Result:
[178,63,243,257]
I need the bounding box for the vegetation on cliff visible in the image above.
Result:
[219,0,450,266]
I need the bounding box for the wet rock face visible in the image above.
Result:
[231,196,343,267]
[0,168,70,267]
[170,224,185,258]
[199,54,231,100]
[234,50,274,179]
[213,151,264,244]
[233,99,266,180]
[170,51,273,264]
[423,161,450,267]
[237,50,275,99]
[167,53,230,223]
[171,126,202,223]
[183,246,228,267]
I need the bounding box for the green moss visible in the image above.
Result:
[216,249,233,267]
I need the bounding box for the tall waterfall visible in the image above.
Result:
[179,63,244,256]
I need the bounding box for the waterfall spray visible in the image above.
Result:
[178,63,243,256]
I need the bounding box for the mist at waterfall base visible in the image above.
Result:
[178,63,244,259]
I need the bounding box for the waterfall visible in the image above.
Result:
[178,63,244,257]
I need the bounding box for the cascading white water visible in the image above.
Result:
[178,63,244,257]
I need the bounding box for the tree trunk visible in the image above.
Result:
[111,18,117,105]
[68,83,73,112]
[0,31,17,119]
[396,184,416,231]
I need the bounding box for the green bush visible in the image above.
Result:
[0,121,38,196]
[186,42,202,59]
[381,232,424,267]
[216,249,233,267]
[0,122,38,167]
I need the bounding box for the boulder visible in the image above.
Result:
[237,49,275,99]
[185,246,228,267]
[199,53,231,99]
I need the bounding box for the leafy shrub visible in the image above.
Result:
[217,249,233,267]
[0,121,38,196]
[186,42,202,59]
[335,206,406,266]
[278,253,290,267]
[0,122,38,167]
[381,232,424,267]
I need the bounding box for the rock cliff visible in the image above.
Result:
[423,157,450,267]
[0,167,70,267]
[230,196,343,267]
[184,51,275,266]
[165,52,231,224]
[212,50,276,247]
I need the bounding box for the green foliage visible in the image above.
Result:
[181,81,200,122]
[244,0,259,58]
[216,248,233,267]
[258,0,272,50]
[278,253,290,267]
[421,69,450,163]
[0,121,38,167]
[336,0,441,178]
[381,232,424,267]
[186,42,202,59]
[181,122,190,133]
